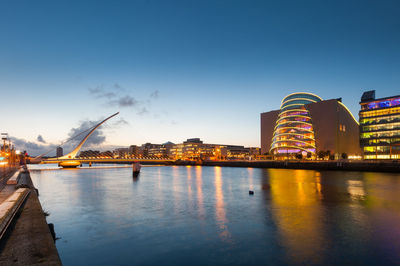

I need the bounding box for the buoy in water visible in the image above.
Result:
[249,190,254,195]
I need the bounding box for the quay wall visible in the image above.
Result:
[84,160,400,173]
[200,160,400,173]
[0,168,62,265]
[164,160,399,173]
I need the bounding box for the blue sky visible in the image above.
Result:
[0,0,399,153]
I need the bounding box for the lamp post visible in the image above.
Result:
[1,133,8,176]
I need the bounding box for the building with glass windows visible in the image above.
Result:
[359,90,400,160]
[168,138,260,160]
[261,92,361,159]
[270,92,321,158]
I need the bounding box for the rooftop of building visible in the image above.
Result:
[261,98,345,115]
[360,90,400,103]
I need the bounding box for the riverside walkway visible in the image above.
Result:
[0,166,61,265]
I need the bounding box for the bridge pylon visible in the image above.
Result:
[57,112,119,168]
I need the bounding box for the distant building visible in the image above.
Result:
[148,145,167,157]
[140,143,154,156]
[184,138,203,144]
[128,145,141,156]
[260,110,279,155]
[113,148,129,158]
[169,138,259,160]
[132,142,175,158]
[78,150,100,158]
[56,146,63,157]
[359,90,400,159]
[261,92,361,159]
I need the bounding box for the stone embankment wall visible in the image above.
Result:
[86,159,400,172]
[174,160,400,173]
[0,167,62,265]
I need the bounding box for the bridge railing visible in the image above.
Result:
[42,156,173,162]
[76,156,171,160]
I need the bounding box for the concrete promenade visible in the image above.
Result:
[0,167,61,265]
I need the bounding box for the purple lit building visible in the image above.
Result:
[261,92,361,159]
[359,90,400,159]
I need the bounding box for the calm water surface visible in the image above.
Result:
[29,165,400,265]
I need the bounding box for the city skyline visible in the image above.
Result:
[1,0,399,153]
[1,2,400,265]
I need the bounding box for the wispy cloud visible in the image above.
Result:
[89,86,117,99]
[108,95,138,107]
[88,83,161,115]
[113,83,124,90]
[11,113,129,157]
[67,119,107,146]
[150,90,159,99]
[112,118,129,126]
[37,135,46,143]
[11,137,56,156]
[137,107,149,116]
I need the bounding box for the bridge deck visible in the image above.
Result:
[41,158,175,164]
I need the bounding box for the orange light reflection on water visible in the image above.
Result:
[269,169,325,264]
[172,166,180,215]
[214,167,230,241]
[248,167,254,190]
[186,166,193,207]
[195,166,205,219]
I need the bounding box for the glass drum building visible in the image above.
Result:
[359,90,400,160]
[270,92,322,158]
[261,92,361,160]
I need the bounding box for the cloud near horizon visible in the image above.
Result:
[36,135,46,143]
[11,137,56,157]
[67,120,107,146]
[11,114,129,157]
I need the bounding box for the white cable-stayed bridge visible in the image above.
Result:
[36,112,173,168]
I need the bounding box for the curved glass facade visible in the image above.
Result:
[270,92,322,158]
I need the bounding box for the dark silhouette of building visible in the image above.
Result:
[56,146,63,157]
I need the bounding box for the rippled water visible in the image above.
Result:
[30,165,400,265]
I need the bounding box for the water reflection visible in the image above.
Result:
[347,180,366,200]
[186,166,193,206]
[214,167,230,241]
[315,172,322,200]
[195,166,205,219]
[29,166,400,265]
[266,169,325,264]
[261,169,400,264]
[172,166,180,215]
[362,172,400,262]
[247,168,254,190]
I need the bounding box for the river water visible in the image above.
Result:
[29,165,400,265]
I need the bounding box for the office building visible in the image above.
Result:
[359,90,400,159]
[169,138,259,160]
[56,146,63,157]
[128,145,141,156]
